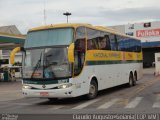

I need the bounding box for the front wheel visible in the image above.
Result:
[86,80,98,99]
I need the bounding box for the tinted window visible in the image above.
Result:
[109,34,118,51]
[87,28,111,50]
[98,34,111,50]
[87,28,99,50]
[116,35,141,52]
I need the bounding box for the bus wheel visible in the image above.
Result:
[87,80,98,99]
[133,73,137,86]
[128,73,134,87]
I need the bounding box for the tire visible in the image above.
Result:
[128,73,134,87]
[133,73,137,86]
[86,80,98,99]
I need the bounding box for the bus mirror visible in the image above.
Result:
[68,43,75,63]
[10,47,23,65]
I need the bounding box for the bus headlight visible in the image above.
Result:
[58,83,72,89]
[23,85,32,89]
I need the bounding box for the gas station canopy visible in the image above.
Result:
[0,25,25,50]
[0,32,25,50]
[0,25,25,81]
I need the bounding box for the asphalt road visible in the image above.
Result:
[0,68,160,120]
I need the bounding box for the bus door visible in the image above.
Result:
[74,27,86,76]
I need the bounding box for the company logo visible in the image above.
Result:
[136,29,160,37]
[42,85,46,88]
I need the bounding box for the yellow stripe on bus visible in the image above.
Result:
[86,50,142,61]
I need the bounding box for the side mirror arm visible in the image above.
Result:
[10,47,24,65]
[68,43,75,63]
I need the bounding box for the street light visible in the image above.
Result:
[63,12,71,23]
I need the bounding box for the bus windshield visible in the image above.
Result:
[22,47,72,79]
[24,28,73,48]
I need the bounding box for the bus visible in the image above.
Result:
[10,23,143,100]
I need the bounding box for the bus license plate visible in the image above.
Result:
[40,92,49,96]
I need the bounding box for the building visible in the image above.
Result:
[0,25,21,35]
[109,21,160,67]
[0,25,25,67]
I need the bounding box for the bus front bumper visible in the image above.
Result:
[22,87,75,98]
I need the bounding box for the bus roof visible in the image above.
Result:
[29,23,92,32]
[29,23,140,40]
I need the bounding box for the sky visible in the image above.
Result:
[0,0,160,34]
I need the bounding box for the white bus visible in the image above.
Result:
[10,23,143,100]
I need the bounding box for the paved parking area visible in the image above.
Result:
[0,81,23,101]
[0,68,156,102]
[143,67,155,75]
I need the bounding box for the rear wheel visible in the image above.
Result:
[133,73,137,86]
[86,80,98,99]
[128,73,134,87]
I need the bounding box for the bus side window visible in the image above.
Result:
[86,28,100,50]
[87,39,97,50]
[98,35,111,50]
[109,34,118,51]
[75,39,85,52]
[106,36,111,50]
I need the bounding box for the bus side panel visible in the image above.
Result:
[71,65,121,96]
[71,62,143,97]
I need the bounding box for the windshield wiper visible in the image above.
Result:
[31,52,42,78]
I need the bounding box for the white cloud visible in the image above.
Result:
[0,0,160,34]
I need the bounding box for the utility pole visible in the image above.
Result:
[43,0,47,25]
